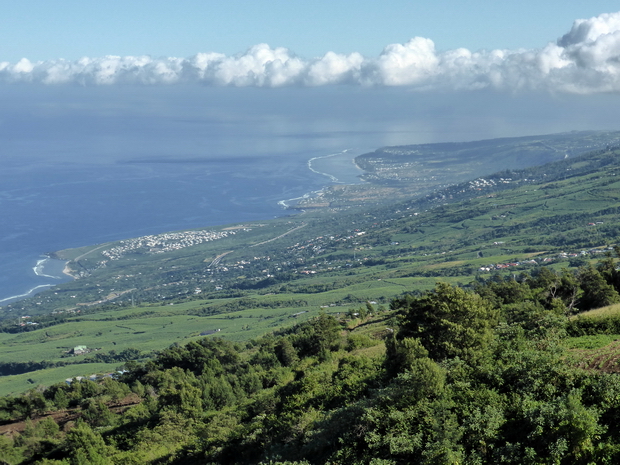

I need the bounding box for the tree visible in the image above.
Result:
[65,419,113,464]
[293,313,341,358]
[394,283,498,362]
[578,264,620,311]
[550,269,580,313]
[275,338,299,367]
[0,434,20,464]
[81,399,117,428]
[53,389,69,410]
[384,337,446,403]
[101,377,130,402]
[598,247,620,294]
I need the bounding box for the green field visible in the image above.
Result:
[0,363,121,397]
[0,302,356,396]
[4,138,620,396]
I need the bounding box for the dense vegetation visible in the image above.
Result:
[7,133,620,462]
[5,258,620,463]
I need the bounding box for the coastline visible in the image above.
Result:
[33,258,64,280]
[277,189,324,209]
[62,263,76,279]
[0,284,56,305]
[1,149,365,306]
[0,257,73,306]
[307,152,344,183]
[278,149,365,209]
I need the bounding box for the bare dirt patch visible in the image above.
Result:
[0,393,141,438]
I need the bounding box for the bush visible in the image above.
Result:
[346,334,377,351]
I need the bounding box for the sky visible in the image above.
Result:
[1,2,620,93]
[2,2,619,62]
[2,3,620,152]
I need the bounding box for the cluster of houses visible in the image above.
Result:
[287,230,367,256]
[51,308,80,315]
[16,315,38,326]
[468,177,514,191]
[100,229,238,261]
[64,370,126,385]
[557,247,610,258]
[479,246,613,272]
[67,345,90,356]
[204,229,371,284]
[199,329,221,336]
[479,259,538,272]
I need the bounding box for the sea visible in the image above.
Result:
[0,85,396,306]
[0,151,363,306]
[2,85,619,306]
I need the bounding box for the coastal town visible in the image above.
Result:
[100,229,238,261]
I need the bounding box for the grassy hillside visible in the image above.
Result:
[5,275,620,463]
[4,134,620,395]
[7,133,620,462]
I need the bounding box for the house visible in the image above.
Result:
[71,345,89,355]
[200,329,221,336]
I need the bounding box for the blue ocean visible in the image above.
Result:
[0,155,356,305]
[3,85,617,305]
[0,86,385,305]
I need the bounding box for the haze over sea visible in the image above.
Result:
[2,85,620,305]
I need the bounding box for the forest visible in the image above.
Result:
[4,253,620,463]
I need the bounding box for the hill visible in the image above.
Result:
[4,269,620,463]
[297,130,620,208]
[4,132,620,392]
[5,133,620,462]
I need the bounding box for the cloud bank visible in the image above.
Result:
[3,12,620,93]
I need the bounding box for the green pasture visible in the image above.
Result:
[0,266,409,397]
[565,334,620,350]
[570,303,620,320]
[0,362,120,398]
[0,302,352,395]
[0,306,344,365]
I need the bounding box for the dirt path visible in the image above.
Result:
[0,394,142,438]
[250,223,307,247]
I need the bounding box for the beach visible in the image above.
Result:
[0,150,364,306]
[307,149,365,185]
[278,149,367,208]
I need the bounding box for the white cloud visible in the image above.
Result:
[558,12,620,47]
[371,37,439,86]
[4,11,620,93]
[304,51,364,86]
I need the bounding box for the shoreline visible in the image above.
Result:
[307,151,348,183]
[278,188,325,209]
[0,257,73,306]
[2,150,365,306]
[278,149,365,209]
[62,263,74,278]
[33,258,64,280]
[0,284,56,304]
